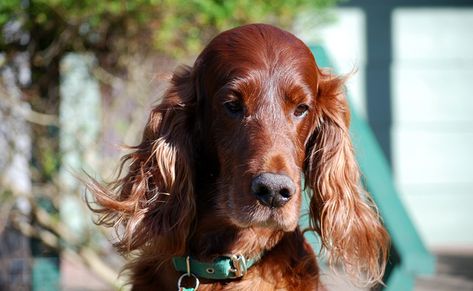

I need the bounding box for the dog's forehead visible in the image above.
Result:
[226,68,309,100]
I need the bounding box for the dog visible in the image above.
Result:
[87,23,389,290]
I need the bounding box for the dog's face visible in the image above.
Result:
[195,25,319,231]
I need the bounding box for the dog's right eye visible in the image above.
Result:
[294,104,309,118]
[224,100,244,116]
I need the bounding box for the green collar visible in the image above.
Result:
[172,254,261,281]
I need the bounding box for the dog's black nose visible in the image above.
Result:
[251,173,295,208]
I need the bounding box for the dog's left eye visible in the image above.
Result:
[224,100,244,116]
[294,104,309,117]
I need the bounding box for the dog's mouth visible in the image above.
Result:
[225,191,301,232]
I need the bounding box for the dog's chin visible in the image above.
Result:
[229,206,299,232]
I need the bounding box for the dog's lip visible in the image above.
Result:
[254,214,297,231]
[232,204,295,230]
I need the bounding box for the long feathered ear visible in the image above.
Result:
[304,72,389,286]
[87,66,196,259]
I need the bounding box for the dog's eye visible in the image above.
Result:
[294,104,309,118]
[224,100,243,116]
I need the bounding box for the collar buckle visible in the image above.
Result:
[229,254,247,277]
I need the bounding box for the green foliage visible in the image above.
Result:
[1,0,339,59]
[148,0,340,56]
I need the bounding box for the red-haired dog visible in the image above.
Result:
[88,24,388,290]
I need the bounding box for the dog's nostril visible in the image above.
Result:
[255,185,271,197]
[279,188,291,199]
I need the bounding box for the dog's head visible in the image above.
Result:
[192,24,319,232]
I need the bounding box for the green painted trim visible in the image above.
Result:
[384,266,415,291]
[32,257,60,291]
[304,45,435,286]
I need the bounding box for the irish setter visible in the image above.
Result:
[88,24,389,290]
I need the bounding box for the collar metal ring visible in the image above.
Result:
[177,273,200,290]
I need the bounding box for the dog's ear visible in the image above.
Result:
[87,66,196,257]
[304,72,389,286]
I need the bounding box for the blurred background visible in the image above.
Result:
[1,0,472,290]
